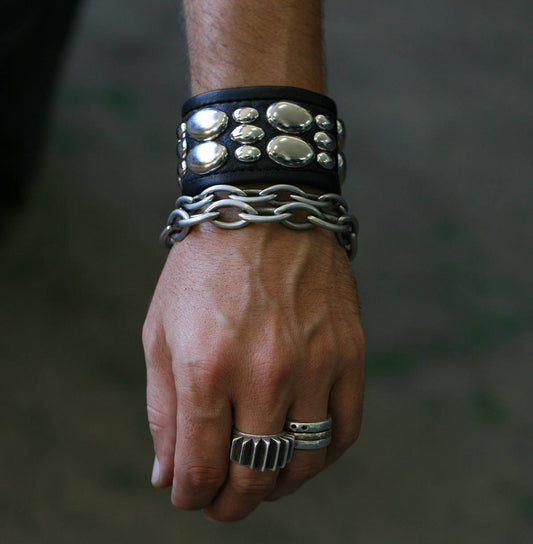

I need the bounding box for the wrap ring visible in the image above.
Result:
[230,430,295,471]
[284,415,332,450]
[284,415,332,434]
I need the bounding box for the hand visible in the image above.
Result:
[142,222,365,521]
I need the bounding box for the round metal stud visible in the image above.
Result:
[187,142,228,175]
[338,152,346,184]
[337,119,345,151]
[235,145,261,162]
[266,101,313,134]
[267,135,315,168]
[314,131,336,152]
[186,108,228,141]
[315,114,334,131]
[232,107,259,123]
[230,124,265,144]
[177,122,187,139]
[176,138,187,159]
[317,152,335,170]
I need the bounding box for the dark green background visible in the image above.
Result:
[1,0,531,542]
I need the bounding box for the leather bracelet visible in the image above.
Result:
[176,86,346,196]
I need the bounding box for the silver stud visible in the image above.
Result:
[230,124,265,144]
[178,159,187,179]
[317,152,335,169]
[176,138,187,159]
[266,101,313,133]
[177,122,187,139]
[186,108,228,141]
[338,152,346,184]
[187,142,228,175]
[314,131,336,151]
[337,119,345,151]
[315,114,334,131]
[266,135,314,168]
[235,145,261,162]
[232,107,259,123]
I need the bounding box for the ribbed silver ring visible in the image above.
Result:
[284,415,332,434]
[230,430,295,471]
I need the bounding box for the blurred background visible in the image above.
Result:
[1,0,531,542]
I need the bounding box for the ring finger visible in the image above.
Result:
[265,391,330,501]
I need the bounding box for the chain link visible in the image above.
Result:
[160,184,359,259]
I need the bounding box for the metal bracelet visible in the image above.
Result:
[160,184,359,259]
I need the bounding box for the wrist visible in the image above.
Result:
[183,0,324,95]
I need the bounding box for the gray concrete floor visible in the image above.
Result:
[1,0,532,542]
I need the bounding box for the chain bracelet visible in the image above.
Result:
[160,184,359,259]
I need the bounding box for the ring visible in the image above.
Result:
[284,415,332,434]
[290,430,331,441]
[230,430,295,471]
[293,436,332,450]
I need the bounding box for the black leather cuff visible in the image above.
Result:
[176,86,346,196]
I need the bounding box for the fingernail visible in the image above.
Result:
[151,456,160,485]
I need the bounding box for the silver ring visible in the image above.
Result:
[290,430,331,441]
[284,415,332,434]
[293,436,332,450]
[230,430,295,471]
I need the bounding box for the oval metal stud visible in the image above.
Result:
[186,109,228,141]
[235,145,261,162]
[176,138,187,159]
[314,131,336,152]
[178,159,187,179]
[337,119,345,151]
[317,152,335,170]
[187,142,228,175]
[230,125,265,144]
[315,114,334,131]
[232,107,259,123]
[267,135,314,168]
[338,152,346,184]
[177,122,187,139]
[266,101,313,133]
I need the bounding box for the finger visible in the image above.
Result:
[325,366,364,467]
[203,380,290,522]
[171,361,232,510]
[265,391,329,501]
[144,322,176,488]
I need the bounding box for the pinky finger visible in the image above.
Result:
[144,323,177,488]
[325,365,365,467]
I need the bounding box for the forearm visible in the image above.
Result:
[183,0,324,94]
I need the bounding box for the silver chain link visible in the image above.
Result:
[160,184,359,259]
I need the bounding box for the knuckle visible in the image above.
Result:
[231,474,275,498]
[335,426,361,451]
[187,359,228,397]
[285,460,324,482]
[147,404,173,436]
[142,318,156,352]
[176,464,225,499]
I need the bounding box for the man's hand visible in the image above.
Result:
[142,223,365,521]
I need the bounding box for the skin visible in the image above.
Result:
[143,0,365,522]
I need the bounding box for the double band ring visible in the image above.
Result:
[284,415,332,450]
[284,415,332,434]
